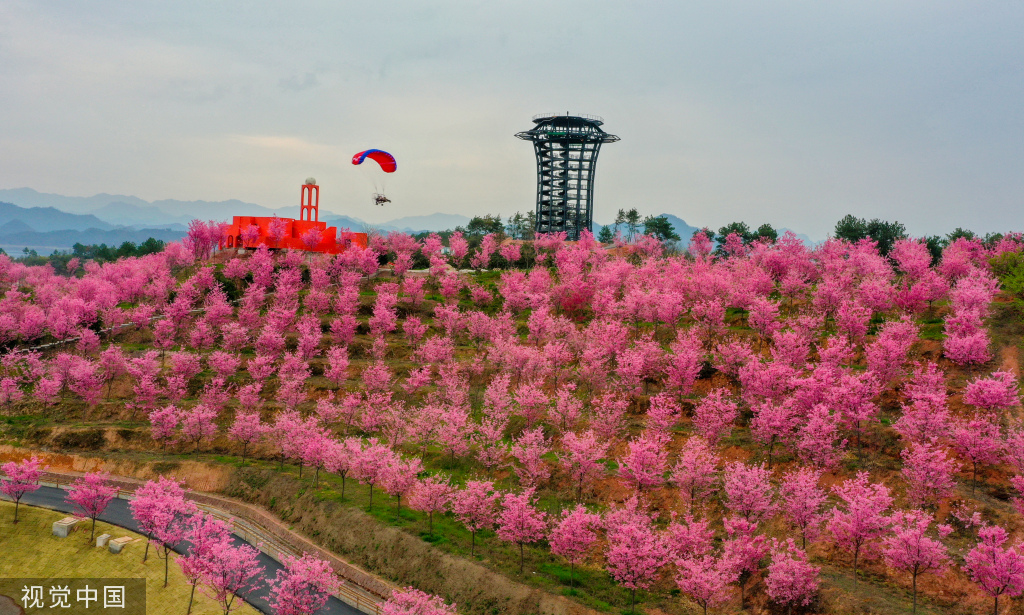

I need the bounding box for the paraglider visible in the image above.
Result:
[352,149,396,206]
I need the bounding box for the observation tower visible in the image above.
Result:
[516,113,619,240]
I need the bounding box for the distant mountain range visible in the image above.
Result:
[0,188,816,250]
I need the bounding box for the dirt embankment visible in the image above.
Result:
[0,445,233,492]
[225,468,601,615]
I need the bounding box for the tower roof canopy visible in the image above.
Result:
[516,114,620,144]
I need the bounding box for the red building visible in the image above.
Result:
[223,182,368,254]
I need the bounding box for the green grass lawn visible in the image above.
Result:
[0,501,260,615]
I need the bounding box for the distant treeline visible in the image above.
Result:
[1,238,167,272]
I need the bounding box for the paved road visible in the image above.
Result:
[5,487,362,615]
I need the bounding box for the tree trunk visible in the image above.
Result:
[428,511,434,534]
[314,465,320,489]
[912,572,918,614]
[341,474,347,501]
[973,462,979,496]
[241,442,248,466]
[470,530,476,555]
[143,535,151,562]
[164,547,170,588]
[519,542,525,573]
[187,583,197,615]
[853,544,860,586]
[89,517,96,543]
[570,561,575,588]
[369,484,374,507]
[13,499,19,523]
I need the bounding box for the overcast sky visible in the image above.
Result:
[1,1,1023,237]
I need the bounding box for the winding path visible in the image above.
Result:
[3,483,376,615]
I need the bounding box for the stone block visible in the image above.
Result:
[51,517,79,538]
[96,533,111,548]
[108,536,132,554]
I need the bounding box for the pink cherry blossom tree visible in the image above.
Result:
[605,508,669,614]
[963,371,1020,413]
[180,404,220,454]
[692,388,738,446]
[675,555,735,615]
[496,489,547,573]
[0,455,44,522]
[451,480,501,554]
[201,540,266,615]
[561,430,609,501]
[549,505,601,587]
[882,510,949,614]
[510,427,551,488]
[779,467,827,549]
[964,525,1024,615]
[723,461,776,524]
[827,472,893,585]
[382,588,456,615]
[618,430,670,492]
[129,476,195,565]
[228,410,268,466]
[65,471,117,542]
[765,539,820,615]
[179,513,231,615]
[901,440,956,508]
[951,415,1004,495]
[408,473,453,534]
[268,552,341,615]
[670,437,720,515]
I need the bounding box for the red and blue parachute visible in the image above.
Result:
[352,149,396,205]
[351,149,397,173]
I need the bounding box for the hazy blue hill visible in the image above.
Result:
[0,201,114,232]
[0,188,150,214]
[375,213,472,233]
[0,219,35,234]
[0,227,186,251]
[319,216,368,233]
[91,201,193,227]
[0,188,309,228]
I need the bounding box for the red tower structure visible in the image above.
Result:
[300,183,319,222]
[223,181,368,254]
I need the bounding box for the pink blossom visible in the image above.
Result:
[882,510,949,614]
[382,588,456,615]
[451,480,501,554]
[828,471,893,584]
[964,525,1024,615]
[765,539,820,611]
[268,553,340,615]
[65,472,117,542]
[407,474,453,533]
[0,456,44,522]
[618,430,669,492]
[496,489,547,573]
[550,505,601,587]
[692,387,738,446]
[561,430,609,501]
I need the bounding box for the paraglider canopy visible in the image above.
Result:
[352,149,397,173]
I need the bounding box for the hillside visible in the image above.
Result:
[0,235,1022,615]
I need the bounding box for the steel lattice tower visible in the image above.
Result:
[516,113,619,240]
